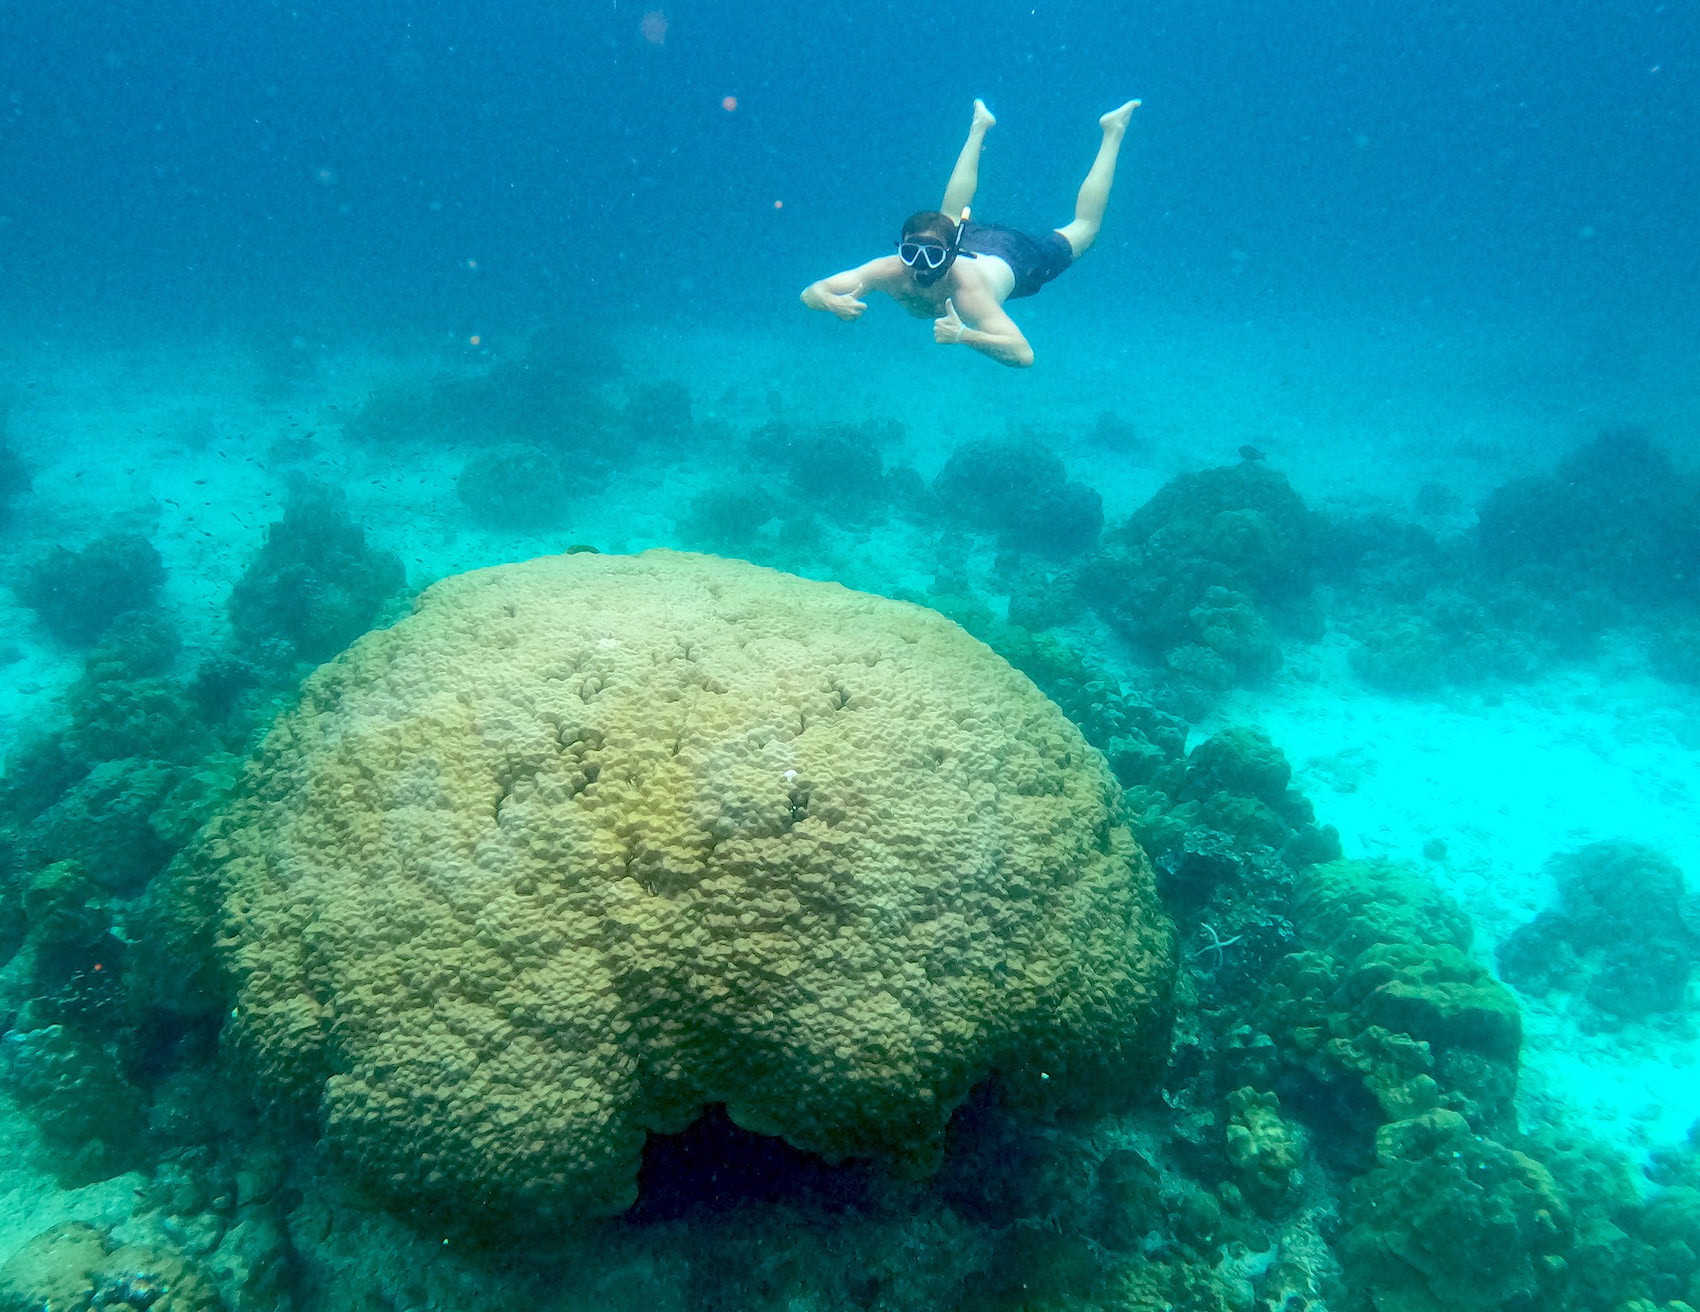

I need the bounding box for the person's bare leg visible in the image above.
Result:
[1056,100,1140,257]
[940,98,997,216]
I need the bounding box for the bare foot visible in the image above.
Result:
[971,97,997,132]
[1100,99,1140,134]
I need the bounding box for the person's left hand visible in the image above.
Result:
[934,298,968,345]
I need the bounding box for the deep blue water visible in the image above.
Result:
[5,0,1697,340]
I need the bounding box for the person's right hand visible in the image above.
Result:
[824,284,866,320]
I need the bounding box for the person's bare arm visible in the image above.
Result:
[933,289,1035,368]
[800,257,905,320]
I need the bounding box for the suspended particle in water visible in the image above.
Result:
[721,95,738,112]
[641,10,668,44]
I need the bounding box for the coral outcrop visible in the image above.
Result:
[1336,1109,1571,1312]
[16,532,166,646]
[1477,426,1700,608]
[1080,461,1317,711]
[456,443,578,529]
[227,486,405,665]
[931,437,1104,558]
[749,418,902,524]
[150,549,1174,1229]
[1498,840,1700,1028]
[1247,861,1522,1153]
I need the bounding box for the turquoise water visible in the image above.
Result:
[2,3,1699,1310]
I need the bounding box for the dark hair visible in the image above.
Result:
[900,210,956,245]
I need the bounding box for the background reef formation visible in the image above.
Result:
[149,549,1175,1230]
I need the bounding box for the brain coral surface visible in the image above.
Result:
[184,550,1173,1224]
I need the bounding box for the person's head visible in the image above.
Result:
[898,210,961,287]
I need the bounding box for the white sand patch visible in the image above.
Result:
[1220,633,1700,1153]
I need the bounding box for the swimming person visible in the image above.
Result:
[799,98,1140,368]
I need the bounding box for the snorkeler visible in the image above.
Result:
[800,98,1140,368]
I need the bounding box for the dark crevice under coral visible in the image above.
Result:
[628,1105,878,1224]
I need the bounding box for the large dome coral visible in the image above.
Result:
[158,550,1173,1226]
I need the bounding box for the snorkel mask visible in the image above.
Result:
[899,207,971,287]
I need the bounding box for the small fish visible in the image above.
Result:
[1238,443,1266,462]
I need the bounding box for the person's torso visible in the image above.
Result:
[888,254,1016,317]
